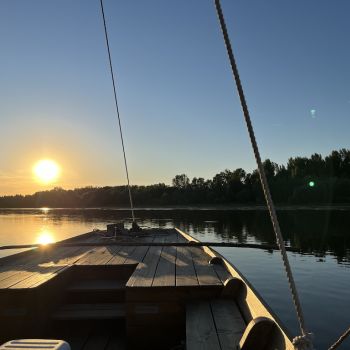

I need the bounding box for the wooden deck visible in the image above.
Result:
[0,227,294,350]
[0,228,229,290]
[0,228,231,349]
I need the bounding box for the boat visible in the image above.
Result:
[0,223,294,349]
[0,1,315,349]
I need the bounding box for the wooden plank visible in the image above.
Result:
[0,248,79,289]
[123,234,154,265]
[0,270,38,289]
[175,228,294,350]
[126,246,163,287]
[176,247,198,286]
[152,246,176,287]
[0,268,27,283]
[123,246,149,265]
[191,247,222,286]
[75,247,114,265]
[212,263,231,284]
[50,246,92,266]
[2,233,98,267]
[107,246,137,265]
[52,303,125,320]
[211,299,246,350]
[10,265,68,289]
[176,232,187,242]
[186,302,221,350]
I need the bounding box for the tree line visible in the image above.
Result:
[1,149,350,208]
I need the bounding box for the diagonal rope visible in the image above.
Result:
[328,326,350,350]
[213,1,312,348]
[99,0,135,222]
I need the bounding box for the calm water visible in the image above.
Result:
[0,208,349,349]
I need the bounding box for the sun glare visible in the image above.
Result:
[36,230,55,245]
[33,159,60,184]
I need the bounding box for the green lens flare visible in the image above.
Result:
[308,181,315,187]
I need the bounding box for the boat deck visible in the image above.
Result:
[0,228,229,290]
[0,228,235,349]
[0,227,294,350]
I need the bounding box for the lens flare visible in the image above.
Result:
[308,181,315,187]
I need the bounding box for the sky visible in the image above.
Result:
[0,0,349,195]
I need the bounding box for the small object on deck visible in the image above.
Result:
[106,223,124,236]
[0,339,70,350]
[130,221,142,232]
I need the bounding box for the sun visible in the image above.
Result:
[33,159,60,184]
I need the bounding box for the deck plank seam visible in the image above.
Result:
[9,264,69,289]
[103,245,124,265]
[151,234,173,286]
[209,301,224,350]
[150,245,164,287]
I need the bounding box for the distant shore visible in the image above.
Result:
[1,204,350,211]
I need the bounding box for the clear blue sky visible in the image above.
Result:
[1,0,349,195]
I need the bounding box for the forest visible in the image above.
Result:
[1,149,350,208]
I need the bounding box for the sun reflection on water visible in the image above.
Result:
[36,230,55,245]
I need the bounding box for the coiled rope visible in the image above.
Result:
[213,1,312,349]
[99,0,135,222]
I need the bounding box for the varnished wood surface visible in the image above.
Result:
[177,228,295,350]
[0,228,224,290]
[0,227,295,349]
[186,300,246,350]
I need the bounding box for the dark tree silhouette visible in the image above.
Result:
[1,149,350,207]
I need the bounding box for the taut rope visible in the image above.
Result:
[0,241,304,252]
[328,326,350,350]
[99,0,135,222]
[213,1,312,349]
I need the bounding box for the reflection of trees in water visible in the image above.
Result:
[4,209,349,264]
[279,211,350,263]
[164,210,350,263]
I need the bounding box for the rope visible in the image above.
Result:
[0,241,304,252]
[328,326,350,350]
[99,0,135,222]
[213,1,312,348]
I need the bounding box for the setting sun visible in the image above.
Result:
[33,159,60,184]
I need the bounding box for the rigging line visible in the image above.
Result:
[328,326,350,350]
[213,0,312,348]
[99,0,135,222]
[0,241,304,252]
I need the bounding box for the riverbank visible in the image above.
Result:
[1,204,350,211]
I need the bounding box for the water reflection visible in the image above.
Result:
[0,208,349,265]
[36,229,55,245]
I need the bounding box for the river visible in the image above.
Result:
[0,208,349,349]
